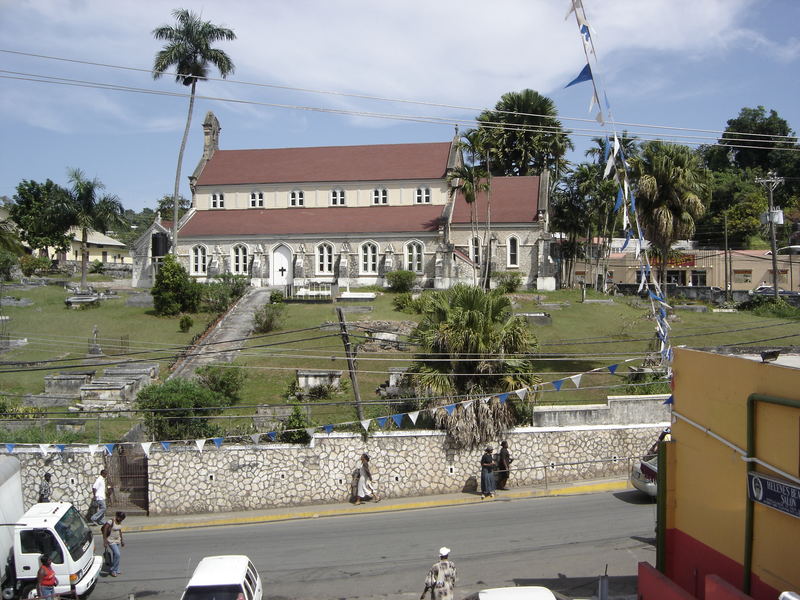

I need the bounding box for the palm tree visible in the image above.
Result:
[152,9,236,255]
[64,168,124,290]
[406,285,541,447]
[631,142,708,293]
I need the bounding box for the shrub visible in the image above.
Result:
[136,378,225,440]
[392,292,414,312]
[203,274,249,313]
[307,384,333,400]
[253,302,286,333]
[0,251,17,281]
[280,402,312,444]
[270,290,285,304]
[739,294,800,319]
[19,255,51,277]
[196,364,246,404]
[179,315,194,332]
[493,271,523,294]
[89,259,105,274]
[386,269,415,293]
[152,254,202,316]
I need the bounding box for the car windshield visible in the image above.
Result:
[183,585,242,600]
[54,506,92,561]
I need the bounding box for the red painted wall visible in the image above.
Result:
[638,562,696,600]
[706,575,754,600]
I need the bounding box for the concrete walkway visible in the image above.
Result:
[122,477,632,533]
[169,287,271,379]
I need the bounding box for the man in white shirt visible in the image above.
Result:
[90,469,108,525]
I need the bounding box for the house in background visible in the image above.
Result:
[132,112,556,291]
[53,227,130,266]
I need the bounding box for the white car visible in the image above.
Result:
[630,454,658,498]
[463,586,564,600]
[181,555,263,600]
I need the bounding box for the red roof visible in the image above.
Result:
[451,176,540,224]
[179,206,445,237]
[195,142,453,186]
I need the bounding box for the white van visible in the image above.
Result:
[181,556,262,600]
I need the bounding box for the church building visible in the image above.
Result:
[132,112,555,291]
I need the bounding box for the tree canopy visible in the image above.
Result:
[10,179,73,252]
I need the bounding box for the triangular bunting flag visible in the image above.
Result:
[360,419,371,432]
[613,188,624,212]
[195,439,206,453]
[408,411,419,425]
[663,395,674,405]
[515,388,528,400]
[552,379,564,391]
[250,434,261,444]
[267,432,277,442]
[55,444,66,453]
[88,444,99,455]
[212,437,224,449]
[305,428,316,438]
[481,396,491,404]
[569,374,582,388]
[565,63,592,88]
[160,441,171,451]
[104,443,115,455]
[444,404,456,415]
[323,425,334,434]
[608,364,618,375]
[141,442,152,458]
[5,443,15,453]
[498,393,509,404]
[391,414,404,428]
[38,444,50,456]
[462,400,473,411]
[376,417,388,428]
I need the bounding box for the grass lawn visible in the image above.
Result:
[2,283,798,443]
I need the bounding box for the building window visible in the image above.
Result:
[733,270,752,284]
[690,270,707,286]
[232,244,248,275]
[330,189,345,206]
[361,242,378,274]
[290,190,304,207]
[317,243,334,274]
[250,191,264,208]
[211,192,224,208]
[192,245,207,275]
[768,269,788,284]
[415,187,431,204]
[405,241,423,273]
[102,251,108,262]
[372,188,388,205]
[470,237,481,264]
[507,237,519,268]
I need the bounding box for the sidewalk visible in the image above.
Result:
[123,477,631,533]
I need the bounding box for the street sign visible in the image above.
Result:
[747,471,800,519]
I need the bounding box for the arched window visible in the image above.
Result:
[231,244,248,275]
[250,191,264,208]
[211,192,225,208]
[405,241,424,273]
[290,190,304,207]
[507,236,519,268]
[330,189,346,206]
[317,243,334,274]
[415,187,431,204]
[372,188,388,205]
[191,245,207,275]
[470,237,481,264]
[361,242,378,274]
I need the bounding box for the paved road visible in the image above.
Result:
[96,489,656,600]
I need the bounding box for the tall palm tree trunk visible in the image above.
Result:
[170,80,197,256]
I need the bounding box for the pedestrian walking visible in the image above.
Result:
[354,453,378,504]
[496,441,514,490]
[102,511,126,577]
[421,547,457,600]
[90,469,108,525]
[38,473,53,503]
[37,555,58,600]
[480,445,496,498]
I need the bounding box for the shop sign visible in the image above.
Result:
[747,471,800,519]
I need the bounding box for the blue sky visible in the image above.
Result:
[1,0,799,212]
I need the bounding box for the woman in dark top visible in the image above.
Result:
[480,446,496,499]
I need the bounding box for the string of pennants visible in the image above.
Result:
[2,356,673,456]
[565,0,673,368]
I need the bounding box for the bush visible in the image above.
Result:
[196,364,246,404]
[136,378,225,440]
[0,251,17,281]
[270,290,285,304]
[152,254,202,316]
[307,384,333,400]
[493,271,523,294]
[392,292,414,312]
[253,302,286,333]
[89,259,105,274]
[738,294,800,319]
[386,269,415,292]
[203,274,249,313]
[19,255,51,277]
[280,402,312,444]
[179,315,194,332]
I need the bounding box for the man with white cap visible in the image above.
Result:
[421,546,457,599]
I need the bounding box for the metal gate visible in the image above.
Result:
[104,444,149,515]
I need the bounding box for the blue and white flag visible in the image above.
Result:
[565,63,592,88]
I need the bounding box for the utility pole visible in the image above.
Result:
[756,172,784,299]
[336,307,365,421]
[724,212,730,302]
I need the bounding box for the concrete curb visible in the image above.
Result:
[124,479,630,533]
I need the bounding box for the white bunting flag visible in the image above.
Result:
[515,388,528,401]
[305,428,316,439]
[570,374,583,389]
[38,444,50,456]
[195,439,206,453]
[408,411,419,425]
[250,434,261,444]
[88,444,98,455]
[463,400,473,411]
[360,419,371,432]
[140,442,152,458]
[481,396,491,404]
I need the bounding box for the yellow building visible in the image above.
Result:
[50,227,130,265]
[660,349,800,598]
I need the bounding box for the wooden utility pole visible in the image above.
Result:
[756,172,784,299]
[336,307,365,421]
[724,212,731,302]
